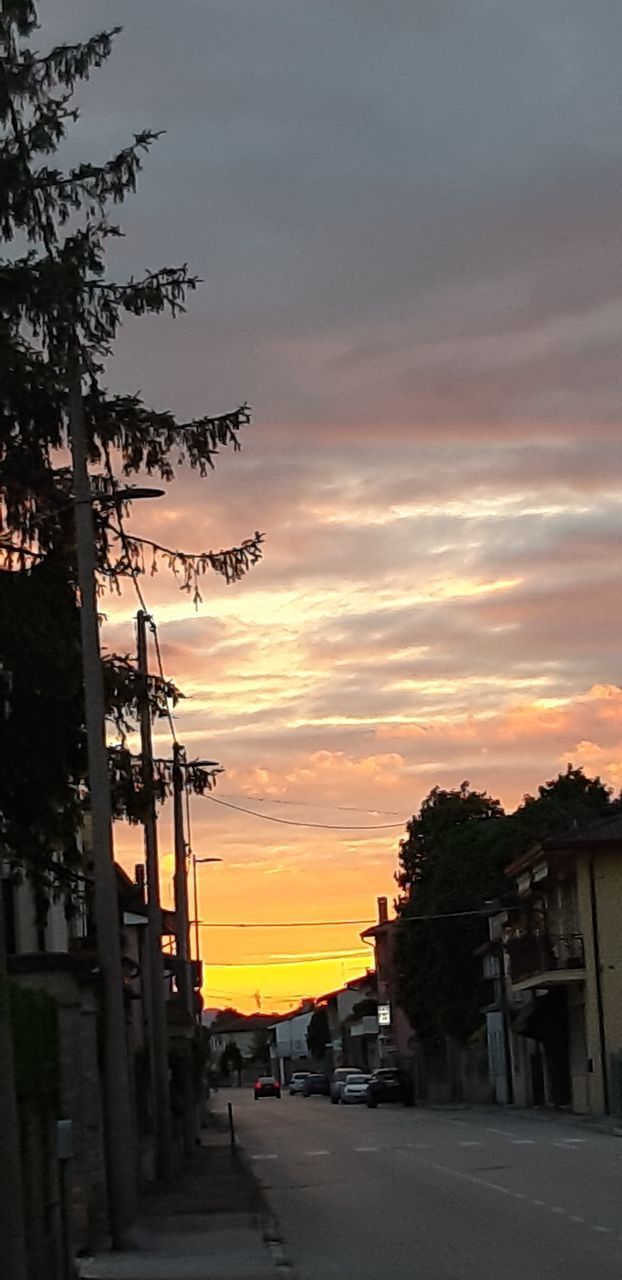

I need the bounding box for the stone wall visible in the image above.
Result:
[11,957,109,1260]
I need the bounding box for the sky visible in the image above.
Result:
[44,1,622,1011]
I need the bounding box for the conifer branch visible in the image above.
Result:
[106,524,264,602]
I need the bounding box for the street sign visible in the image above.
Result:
[378,1003,391,1026]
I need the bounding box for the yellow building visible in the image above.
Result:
[504,814,622,1117]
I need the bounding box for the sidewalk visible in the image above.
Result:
[420,1100,622,1137]
[77,1111,292,1280]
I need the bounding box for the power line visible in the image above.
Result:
[198,919,375,929]
[199,906,509,930]
[217,792,405,817]
[200,793,405,830]
[150,616,179,747]
[101,448,179,748]
[208,952,371,968]
[205,990,316,1004]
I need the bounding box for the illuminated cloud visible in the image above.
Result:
[43,0,622,1008]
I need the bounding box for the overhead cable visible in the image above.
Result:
[201,793,405,830]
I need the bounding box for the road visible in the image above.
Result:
[223,1090,622,1280]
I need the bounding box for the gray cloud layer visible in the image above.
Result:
[45,1,622,840]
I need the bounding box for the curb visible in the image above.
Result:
[211,1109,299,1277]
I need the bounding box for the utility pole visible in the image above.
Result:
[172,744,193,1018]
[68,359,137,1244]
[136,611,174,1180]
[172,746,196,1150]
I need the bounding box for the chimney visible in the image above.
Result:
[377,896,388,924]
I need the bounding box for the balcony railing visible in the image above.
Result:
[505,932,585,985]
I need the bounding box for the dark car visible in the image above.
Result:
[302,1072,330,1097]
[366,1068,414,1108]
[254,1076,281,1100]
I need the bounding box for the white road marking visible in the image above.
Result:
[553,1142,582,1149]
[532,1200,547,1207]
[562,1137,587,1143]
[251,1154,278,1161]
[486,1128,517,1138]
[551,1207,566,1215]
[459,1140,483,1147]
[423,1161,524,1200]
[354,1145,379,1153]
[594,1226,612,1234]
[569,1216,584,1224]
[305,1149,330,1157]
[511,1140,535,1145]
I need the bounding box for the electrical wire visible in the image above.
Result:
[198,905,514,931]
[217,792,405,817]
[150,616,179,746]
[200,792,405,831]
[208,952,371,968]
[197,918,375,929]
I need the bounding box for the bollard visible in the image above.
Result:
[227,1101,236,1151]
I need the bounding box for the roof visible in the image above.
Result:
[361,918,397,940]
[316,971,376,1004]
[550,812,622,845]
[115,863,146,914]
[209,1015,279,1035]
[505,812,622,878]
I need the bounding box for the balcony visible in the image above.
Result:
[505,932,585,986]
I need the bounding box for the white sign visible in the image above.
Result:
[378,1004,391,1027]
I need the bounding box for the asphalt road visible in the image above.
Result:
[222,1090,622,1280]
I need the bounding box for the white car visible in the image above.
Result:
[341,1073,372,1104]
[288,1072,311,1095]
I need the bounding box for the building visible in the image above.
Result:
[269,1004,314,1082]
[492,815,622,1116]
[361,897,414,1067]
[209,1014,277,1064]
[315,972,377,1068]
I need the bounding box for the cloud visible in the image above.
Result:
[39,0,622,1008]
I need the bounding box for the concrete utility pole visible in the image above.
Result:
[172,744,193,1017]
[68,360,137,1245]
[136,610,174,1180]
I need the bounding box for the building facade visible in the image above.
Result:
[485,815,622,1116]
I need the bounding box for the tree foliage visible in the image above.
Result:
[394,768,619,1044]
[219,1042,243,1080]
[306,1007,330,1062]
[0,3,262,588]
[0,4,263,888]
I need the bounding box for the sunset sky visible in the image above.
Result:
[47,1,622,1011]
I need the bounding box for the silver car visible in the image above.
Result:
[341,1073,372,1104]
[330,1066,364,1103]
[288,1071,311,1095]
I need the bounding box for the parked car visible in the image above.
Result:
[366,1068,414,1108]
[289,1072,311,1095]
[302,1072,330,1097]
[330,1066,364,1104]
[254,1076,281,1100]
[341,1073,372,1104]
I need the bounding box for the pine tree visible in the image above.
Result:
[1,2,263,1252]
